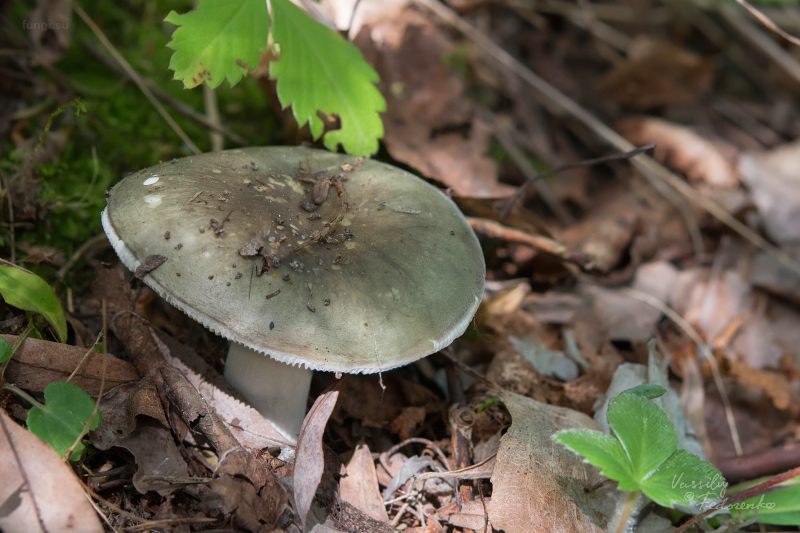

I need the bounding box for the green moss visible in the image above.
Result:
[3,0,280,263]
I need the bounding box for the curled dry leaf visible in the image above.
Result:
[600,36,714,109]
[354,7,511,198]
[91,377,188,494]
[205,447,290,532]
[156,331,292,451]
[0,410,103,533]
[294,390,339,528]
[28,0,72,66]
[339,444,390,522]
[616,117,739,189]
[488,391,614,533]
[2,334,138,396]
[739,140,800,244]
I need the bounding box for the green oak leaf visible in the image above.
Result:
[27,382,101,461]
[0,265,66,342]
[165,0,269,89]
[269,0,385,156]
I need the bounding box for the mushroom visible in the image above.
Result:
[102,147,485,442]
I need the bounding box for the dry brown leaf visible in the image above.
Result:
[600,36,714,109]
[205,447,290,532]
[445,499,490,530]
[0,410,103,533]
[487,391,613,533]
[376,452,407,487]
[617,116,739,189]
[555,190,646,273]
[728,360,793,411]
[91,377,188,494]
[354,8,511,198]
[390,406,427,441]
[28,0,72,66]
[294,390,339,528]
[739,140,800,243]
[671,264,788,369]
[158,332,293,451]
[339,444,389,523]
[579,261,678,343]
[334,374,441,433]
[3,334,138,396]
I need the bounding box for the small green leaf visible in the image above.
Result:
[165,0,269,89]
[738,483,800,525]
[554,385,725,509]
[608,392,677,482]
[0,336,11,363]
[27,382,100,461]
[620,384,666,400]
[554,430,635,488]
[640,449,726,508]
[0,265,67,342]
[269,0,385,156]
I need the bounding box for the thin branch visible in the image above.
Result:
[72,3,201,154]
[734,0,800,47]
[416,0,800,279]
[674,465,800,533]
[617,286,742,456]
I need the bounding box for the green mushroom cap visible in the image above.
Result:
[102,147,485,374]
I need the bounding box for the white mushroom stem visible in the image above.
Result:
[224,343,313,443]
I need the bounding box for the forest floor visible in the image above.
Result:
[2,0,800,532]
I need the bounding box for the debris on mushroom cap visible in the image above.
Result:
[101,147,485,374]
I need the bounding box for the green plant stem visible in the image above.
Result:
[614,490,639,533]
[2,383,45,410]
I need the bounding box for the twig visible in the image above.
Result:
[718,444,800,482]
[83,42,247,145]
[734,0,800,47]
[1,175,16,264]
[65,333,103,383]
[674,465,800,533]
[616,286,742,456]
[495,142,655,222]
[416,0,800,279]
[204,85,224,152]
[467,216,597,272]
[57,234,108,281]
[72,3,201,154]
[384,437,452,471]
[719,3,800,87]
[62,343,105,462]
[491,116,574,225]
[413,453,496,483]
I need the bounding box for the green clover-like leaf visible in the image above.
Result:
[608,391,678,484]
[640,449,726,508]
[554,385,725,509]
[27,382,101,461]
[554,430,634,488]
